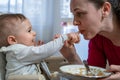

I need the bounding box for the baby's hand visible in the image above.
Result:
[65,32,80,47]
[54,34,61,39]
[67,32,80,43]
[34,40,44,46]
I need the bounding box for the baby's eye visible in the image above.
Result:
[28,29,31,32]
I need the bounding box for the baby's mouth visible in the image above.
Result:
[32,40,36,46]
[32,39,35,43]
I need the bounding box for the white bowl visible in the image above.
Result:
[59,64,112,79]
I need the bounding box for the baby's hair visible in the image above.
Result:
[0,13,27,47]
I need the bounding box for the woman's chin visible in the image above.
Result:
[84,37,90,40]
[83,35,94,40]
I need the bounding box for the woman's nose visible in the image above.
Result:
[73,20,77,26]
[73,18,81,26]
[73,20,80,26]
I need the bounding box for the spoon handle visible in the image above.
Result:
[83,60,90,71]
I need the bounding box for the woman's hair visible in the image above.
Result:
[0,13,27,48]
[88,0,120,21]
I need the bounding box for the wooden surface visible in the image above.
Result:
[44,56,69,72]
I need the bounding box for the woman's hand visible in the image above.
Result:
[99,65,120,80]
[60,43,82,64]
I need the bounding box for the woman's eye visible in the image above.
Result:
[76,12,83,17]
[76,12,86,17]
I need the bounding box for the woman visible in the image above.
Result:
[61,0,120,79]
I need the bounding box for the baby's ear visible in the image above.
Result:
[7,35,17,45]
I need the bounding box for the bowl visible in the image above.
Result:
[59,64,112,80]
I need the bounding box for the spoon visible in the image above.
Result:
[83,60,95,76]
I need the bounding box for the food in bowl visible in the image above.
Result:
[76,67,105,76]
[59,65,112,78]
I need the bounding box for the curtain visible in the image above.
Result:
[0,0,54,42]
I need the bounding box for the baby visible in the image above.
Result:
[0,13,80,80]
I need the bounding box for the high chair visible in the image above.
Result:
[8,56,68,80]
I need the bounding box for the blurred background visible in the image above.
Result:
[0,0,89,60]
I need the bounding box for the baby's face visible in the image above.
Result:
[15,19,36,46]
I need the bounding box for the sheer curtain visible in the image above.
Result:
[0,0,54,42]
[23,0,54,42]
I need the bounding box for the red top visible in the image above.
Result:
[87,35,120,68]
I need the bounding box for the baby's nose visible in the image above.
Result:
[32,30,36,36]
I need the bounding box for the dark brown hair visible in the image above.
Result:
[88,0,120,20]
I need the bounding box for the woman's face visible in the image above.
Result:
[70,0,103,40]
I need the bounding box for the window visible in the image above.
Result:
[0,0,23,13]
[60,0,78,34]
[60,0,72,18]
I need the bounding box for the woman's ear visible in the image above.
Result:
[7,35,17,45]
[102,2,111,17]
